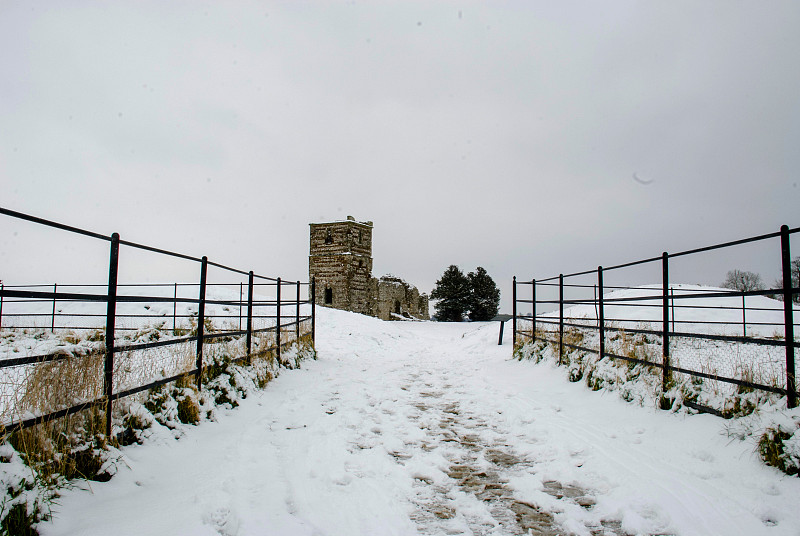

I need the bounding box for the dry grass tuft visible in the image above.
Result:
[7,407,111,484]
[19,353,104,418]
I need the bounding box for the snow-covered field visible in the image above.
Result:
[36,307,800,536]
[528,285,799,390]
[536,284,795,338]
[0,287,309,427]
[0,284,294,336]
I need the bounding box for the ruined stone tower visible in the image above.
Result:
[309,217,429,320]
[309,216,374,315]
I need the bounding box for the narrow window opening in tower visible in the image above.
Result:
[325,288,333,305]
[394,300,401,314]
[325,230,333,244]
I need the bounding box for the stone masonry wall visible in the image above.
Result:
[309,217,428,321]
[309,218,373,315]
[369,275,429,321]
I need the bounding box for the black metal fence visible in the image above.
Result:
[0,207,316,437]
[512,225,799,411]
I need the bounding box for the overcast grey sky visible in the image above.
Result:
[2,1,799,311]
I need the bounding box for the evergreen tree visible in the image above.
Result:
[431,265,471,321]
[467,267,500,321]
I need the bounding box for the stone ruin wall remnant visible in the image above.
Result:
[309,217,429,321]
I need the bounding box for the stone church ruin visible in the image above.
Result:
[309,217,429,321]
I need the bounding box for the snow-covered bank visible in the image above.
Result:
[37,308,800,536]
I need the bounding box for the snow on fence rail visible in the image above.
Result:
[512,224,799,411]
[0,206,316,438]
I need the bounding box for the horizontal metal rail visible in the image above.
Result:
[0,205,318,436]
[513,222,799,411]
[0,399,107,436]
[0,207,110,241]
[0,332,309,434]
[0,316,314,368]
[532,316,790,347]
[531,228,800,284]
[533,333,792,396]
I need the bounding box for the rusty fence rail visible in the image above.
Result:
[0,206,316,437]
[512,224,799,411]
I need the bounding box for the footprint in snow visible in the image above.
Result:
[690,449,714,463]
[332,473,353,486]
[202,507,240,536]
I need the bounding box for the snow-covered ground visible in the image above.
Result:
[39,307,800,536]
[537,284,796,338]
[0,287,309,427]
[528,285,799,391]
[0,284,295,337]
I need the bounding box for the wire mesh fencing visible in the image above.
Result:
[0,206,316,437]
[512,225,799,413]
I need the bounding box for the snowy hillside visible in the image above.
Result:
[0,284,296,331]
[540,284,796,338]
[0,285,310,359]
[530,284,798,390]
[35,307,800,536]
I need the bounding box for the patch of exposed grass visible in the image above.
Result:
[758,426,799,476]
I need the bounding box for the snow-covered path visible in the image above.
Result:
[42,309,800,536]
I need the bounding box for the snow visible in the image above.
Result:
[0,286,310,425]
[0,284,294,336]
[538,284,798,338]
[529,284,799,393]
[36,307,800,536]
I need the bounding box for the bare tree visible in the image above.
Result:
[770,257,800,303]
[721,269,764,292]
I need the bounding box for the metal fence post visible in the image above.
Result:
[246,271,254,363]
[512,276,517,348]
[239,282,243,331]
[559,274,564,364]
[497,321,504,346]
[0,283,4,330]
[780,225,796,408]
[670,287,675,334]
[742,293,747,338]
[173,282,177,334]
[276,278,282,365]
[598,267,605,360]
[295,280,300,343]
[196,256,208,389]
[51,283,57,332]
[311,276,316,346]
[662,252,671,396]
[104,233,120,438]
[531,279,536,344]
